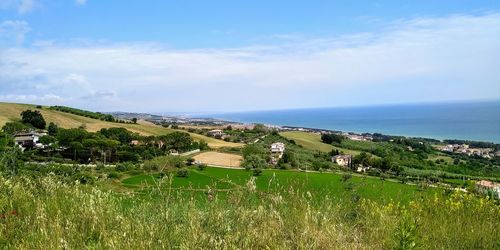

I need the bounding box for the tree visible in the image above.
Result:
[321,133,344,144]
[48,122,59,136]
[39,135,57,145]
[242,155,267,170]
[2,122,28,135]
[353,152,372,166]
[131,118,138,124]
[20,110,46,129]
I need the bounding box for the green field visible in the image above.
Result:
[121,167,434,203]
[280,131,363,155]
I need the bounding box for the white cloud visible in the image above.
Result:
[0,94,65,102]
[0,20,30,45]
[18,0,35,13]
[0,0,37,13]
[75,0,86,6]
[0,13,499,112]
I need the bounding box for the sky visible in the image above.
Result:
[0,0,499,113]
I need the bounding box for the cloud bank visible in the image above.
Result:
[0,13,499,112]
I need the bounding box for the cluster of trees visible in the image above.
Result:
[321,133,344,144]
[41,127,204,163]
[49,106,134,124]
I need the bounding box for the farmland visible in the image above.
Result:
[192,151,243,167]
[121,167,435,204]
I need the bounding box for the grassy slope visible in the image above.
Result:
[280,131,362,155]
[0,102,243,148]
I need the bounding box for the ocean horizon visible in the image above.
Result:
[209,101,500,143]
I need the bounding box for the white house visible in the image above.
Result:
[270,142,285,154]
[14,131,45,149]
[332,154,352,167]
[270,142,286,165]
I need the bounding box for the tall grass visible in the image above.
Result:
[0,175,498,249]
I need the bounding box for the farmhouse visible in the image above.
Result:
[207,129,225,138]
[332,154,352,167]
[14,131,46,149]
[270,142,286,165]
[476,180,500,199]
[271,142,285,154]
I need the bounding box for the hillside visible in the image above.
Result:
[280,131,362,155]
[0,102,243,148]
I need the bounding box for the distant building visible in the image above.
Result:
[130,140,141,146]
[208,129,225,138]
[270,142,285,154]
[270,142,286,165]
[332,154,352,167]
[14,131,46,149]
[476,180,500,199]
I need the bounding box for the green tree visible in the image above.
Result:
[321,133,344,144]
[48,122,59,136]
[2,122,29,135]
[20,109,46,129]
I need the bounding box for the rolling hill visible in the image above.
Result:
[0,102,243,148]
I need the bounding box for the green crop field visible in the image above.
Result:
[121,167,435,203]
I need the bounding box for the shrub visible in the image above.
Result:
[176,168,189,178]
[252,168,263,176]
[107,171,121,179]
[197,163,207,171]
[115,163,136,172]
[341,173,352,182]
[143,161,159,171]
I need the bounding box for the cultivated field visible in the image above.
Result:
[193,152,243,168]
[0,102,243,148]
[121,167,435,203]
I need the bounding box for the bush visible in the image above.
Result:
[176,168,189,178]
[143,161,159,171]
[115,163,136,172]
[198,164,207,171]
[186,158,195,166]
[341,173,352,182]
[107,171,121,179]
[252,168,263,176]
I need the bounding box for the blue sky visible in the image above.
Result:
[1,1,500,112]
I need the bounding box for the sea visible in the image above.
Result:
[209,101,500,143]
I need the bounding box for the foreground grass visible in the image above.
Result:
[0,175,498,249]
